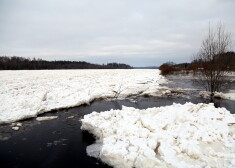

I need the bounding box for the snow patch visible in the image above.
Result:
[81,103,235,168]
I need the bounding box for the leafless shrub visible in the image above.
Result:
[192,22,232,100]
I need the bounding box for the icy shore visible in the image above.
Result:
[199,91,235,101]
[81,103,235,168]
[0,69,167,124]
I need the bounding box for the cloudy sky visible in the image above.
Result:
[0,0,235,66]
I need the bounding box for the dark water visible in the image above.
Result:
[166,76,235,92]
[0,79,234,168]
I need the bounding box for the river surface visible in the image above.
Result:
[0,78,234,168]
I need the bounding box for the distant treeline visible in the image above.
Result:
[0,56,132,70]
[159,51,235,75]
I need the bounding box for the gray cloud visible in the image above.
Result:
[0,0,235,66]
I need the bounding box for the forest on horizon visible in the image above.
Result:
[0,56,132,70]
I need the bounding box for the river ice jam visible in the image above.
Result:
[0,69,167,123]
[81,103,235,168]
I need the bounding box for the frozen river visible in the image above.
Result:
[1,94,234,168]
[0,70,234,168]
[0,69,166,123]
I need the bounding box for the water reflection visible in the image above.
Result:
[82,131,96,146]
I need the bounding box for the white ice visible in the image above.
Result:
[199,91,235,101]
[0,69,167,123]
[81,103,235,168]
[10,122,23,131]
[36,116,58,121]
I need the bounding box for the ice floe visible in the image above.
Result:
[0,69,167,123]
[12,126,20,131]
[11,122,23,131]
[81,103,235,168]
[36,116,58,121]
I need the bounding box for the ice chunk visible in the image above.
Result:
[12,126,20,131]
[81,103,235,168]
[67,116,75,119]
[86,140,103,158]
[36,116,58,121]
[16,122,23,127]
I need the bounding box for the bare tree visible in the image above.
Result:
[193,23,232,100]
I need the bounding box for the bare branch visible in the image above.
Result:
[193,22,232,99]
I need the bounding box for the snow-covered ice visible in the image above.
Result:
[0,69,167,123]
[199,90,235,101]
[81,103,235,168]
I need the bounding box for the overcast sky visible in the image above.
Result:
[0,0,235,66]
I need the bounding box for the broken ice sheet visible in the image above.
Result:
[0,69,167,124]
[81,103,235,168]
